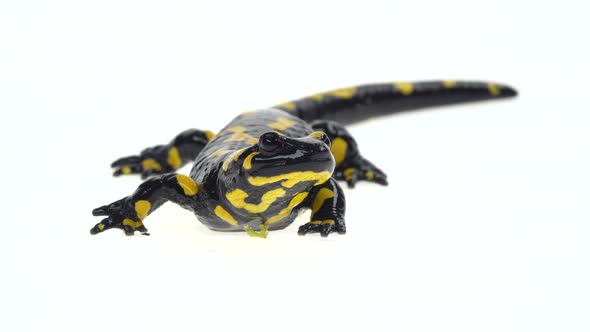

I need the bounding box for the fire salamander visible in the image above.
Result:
[91,80,517,237]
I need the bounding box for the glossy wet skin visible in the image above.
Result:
[186,111,336,231]
[92,80,517,237]
[204,131,335,231]
[244,131,334,178]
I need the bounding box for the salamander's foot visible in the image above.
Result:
[335,156,388,188]
[298,219,346,237]
[111,144,176,179]
[91,198,149,236]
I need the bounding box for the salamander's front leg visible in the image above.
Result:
[111,129,215,179]
[90,174,199,235]
[312,121,387,188]
[298,178,346,237]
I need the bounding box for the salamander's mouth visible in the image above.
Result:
[247,142,335,179]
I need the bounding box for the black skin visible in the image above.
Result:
[91,80,517,237]
[93,110,354,237]
[311,120,387,188]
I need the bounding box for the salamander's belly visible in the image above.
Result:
[188,109,333,231]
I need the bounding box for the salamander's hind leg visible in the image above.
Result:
[111,129,215,179]
[312,121,387,188]
[90,174,199,235]
[299,178,346,237]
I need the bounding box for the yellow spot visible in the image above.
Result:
[310,86,357,101]
[267,192,309,224]
[167,147,182,169]
[365,171,375,180]
[97,223,105,231]
[223,148,247,172]
[134,200,151,220]
[331,137,348,167]
[215,205,238,226]
[443,80,457,88]
[488,83,500,96]
[278,101,296,111]
[210,149,228,158]
[308,131,326,139]
[226,188,287,213]
[224,126,245,138]
[141,158,162,172]
[205,130,216,141]
[328,86,357,99]
[343,168,356,181]
[310,93,325,101]
[123,218,143,229]
[233,149,246,161]
[393,81,414,95]
[248,171,332,188]
[224,126,257,144]
[309,219,334,225]
[121,166,131,174]
[268,117,296,131]
[312,188,335,214]
[244,224,269,238]
[176,174,198,196]
[243,152,259,170]
[241,110,256,115]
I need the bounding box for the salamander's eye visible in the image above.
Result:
[308,131,331,147]
[259,131,282,154]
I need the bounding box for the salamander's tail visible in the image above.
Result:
[274,80,517,125]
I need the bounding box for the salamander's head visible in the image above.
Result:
[222,131,335,188]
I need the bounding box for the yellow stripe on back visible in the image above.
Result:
[268,117,296,131]
[210,149,229,158]
[224,126,258,144]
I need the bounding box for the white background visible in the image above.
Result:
[1,0,589,331]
